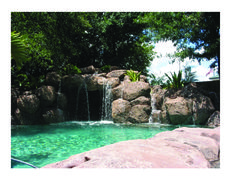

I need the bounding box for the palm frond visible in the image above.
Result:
[11,31,29,70]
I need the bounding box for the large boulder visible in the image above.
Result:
[157,83,216,125]
[112,81,150,101]
[107,77,120,88]
[192,95,215,125]
[36,86,56,107]
[163,97,193,125]
[128,105,151,123]
[80,65,96,74]
[123,81,150,101]
[112,99,131,123]
[106,69,126,79]
[85,75,107,91]
[61,74,84,89]
[17,94,40,114]
[130,96,150,106]
[45,72,61,89]
[112,83,124,100]
[206,111,220,127]
[42,127,220,168]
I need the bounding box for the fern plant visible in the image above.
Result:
[11,31,29,70]
[125,69,142,82]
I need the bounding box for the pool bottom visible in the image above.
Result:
[11,121,198,168]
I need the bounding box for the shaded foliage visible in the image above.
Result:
[11,12,155,90]
[11,31,29,70]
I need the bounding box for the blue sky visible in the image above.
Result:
[148,40,218,81]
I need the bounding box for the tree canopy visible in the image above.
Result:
[138,12,220,74]
[11,12,220,90]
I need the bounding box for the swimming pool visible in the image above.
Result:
[11,121,180,168]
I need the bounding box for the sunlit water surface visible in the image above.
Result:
[11,121,198,168]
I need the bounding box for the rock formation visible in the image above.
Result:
[11,65,219,125]
[11,66,151,124]
[151,83,218,125]
[42,126,220,168]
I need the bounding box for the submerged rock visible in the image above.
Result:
[42,127,220,168]
[42,108,64,124]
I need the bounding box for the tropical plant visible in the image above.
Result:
[165,70,185,89]
[183,66,198,83]
[148,73,166,86]
[125,69,142,82]
[11,31,29,70]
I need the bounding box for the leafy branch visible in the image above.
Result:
[11,31,29,70]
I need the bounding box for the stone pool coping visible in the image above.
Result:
[42,126,220,168]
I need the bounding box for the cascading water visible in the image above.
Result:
[84,83,90,121]
[56,80,64,120]
[101,81,112,121]
[75,85,82,120]
[149,93,161,123]
[75,82,91,121]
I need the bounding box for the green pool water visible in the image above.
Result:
[11,121,180,168]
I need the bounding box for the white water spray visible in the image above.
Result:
[149,93,161,123]
[84,83,90,121]
[101,80,112,121]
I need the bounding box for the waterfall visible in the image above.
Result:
[101,80,112,121]
[75,82,90,121]
[56,80,64,120]
[120,81,125,99]
[149,93,155,123]
[84,83,90,121]
[57,80,62,109]
[75,85,82,120]
[149,93,161,123]
[192,101,196,125]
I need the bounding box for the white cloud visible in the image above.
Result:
[153,40,176,56]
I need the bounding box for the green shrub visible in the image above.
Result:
[100,65,111,73]
[62,64,81,75]
[125,69,142,82]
